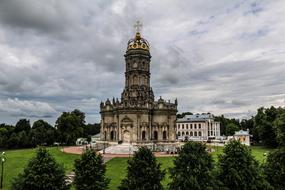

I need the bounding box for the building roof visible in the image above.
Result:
[177,114,214,122]
[234,130,250,136]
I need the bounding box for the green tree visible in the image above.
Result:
[217,140,272,190]
[15,119,31,133]
[177,112,193,119]
[7,132,20,148]
[55,111,84,145]
[169,141,218,190]
[0,127,8,148]
[72,109,86,127]
[263,148,285,190]
[83,123,100,137]
[273,112,285,146]
[119,147,165,190]
[225,123,239,136]
[74,149,109,190]
[254,107,278,147]
[12,148,69,190]
[31,120,55,146]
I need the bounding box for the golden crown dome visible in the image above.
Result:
[127,32,150,51]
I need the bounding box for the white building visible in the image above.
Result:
[233,129,251,146]
[176,114,221,141]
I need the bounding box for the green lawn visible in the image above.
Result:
[0,146,275,190]
[2,147,80,190]
[105,146,275,190]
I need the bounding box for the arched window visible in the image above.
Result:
[194,131,197,136]
[154,131,158,140]
[178,131,181,136]
[186,124,188,129]
[182,124,184,129]
[142,131,146,140]
[186,131,189,135]
[198,131,202,136]
[163,131,167,140]
[182,132,185,136]
[104,131,107,140]
[190,131,193,136]
[194,124,197,129]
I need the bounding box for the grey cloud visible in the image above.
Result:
[0,0,284,124]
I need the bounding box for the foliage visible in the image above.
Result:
[253,106,285,147]
[169,141,218,190]
[83,123,101,137]
[74,149,109,190]
[177,112,193,118]
[225,123,240,136]
[214,115,240,135]
[31,119,56,146]
[263,147,285,190]
[254,107,278,147]
[11,148,69,190]
[15,119,31,133]
[119,147,165,190]
[55,111,84,145]
[273,112,285,146]
[217,140,272,190]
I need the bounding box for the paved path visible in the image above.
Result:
[62,146,176,163]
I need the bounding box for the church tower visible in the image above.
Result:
[100,22,177,144]
[121,22,154,106]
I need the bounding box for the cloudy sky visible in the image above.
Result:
[0,0,284,125]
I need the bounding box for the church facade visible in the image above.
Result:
[100,26,177,144]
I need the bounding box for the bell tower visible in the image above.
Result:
[121,21,154,106]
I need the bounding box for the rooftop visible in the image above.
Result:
[177,114,214,122]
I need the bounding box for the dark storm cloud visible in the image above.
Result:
[0,0,284,124]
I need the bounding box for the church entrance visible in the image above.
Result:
[123,130,131,143]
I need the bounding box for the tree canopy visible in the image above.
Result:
[12,148,69,190]
[169,141,218,190]
[74,149,109,190]
[119,147,165,190]
[217,140,272,190]
[264,148,285,190]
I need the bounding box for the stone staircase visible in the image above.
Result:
[99,143,138,154]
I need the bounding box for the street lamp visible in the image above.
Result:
[0,152,6,189]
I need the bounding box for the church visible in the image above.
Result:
[100,22,177,144]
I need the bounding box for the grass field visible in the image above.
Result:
[0,146,274,190]
[2,147,80,190]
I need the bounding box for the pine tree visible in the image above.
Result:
[74,148,109,190]
[12,148,69,190]
[168,141,218,190]
[217,140,272,190]
[263,147,285,190]
[119,147,165,190]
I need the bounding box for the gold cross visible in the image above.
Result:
[134,21,143,33]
